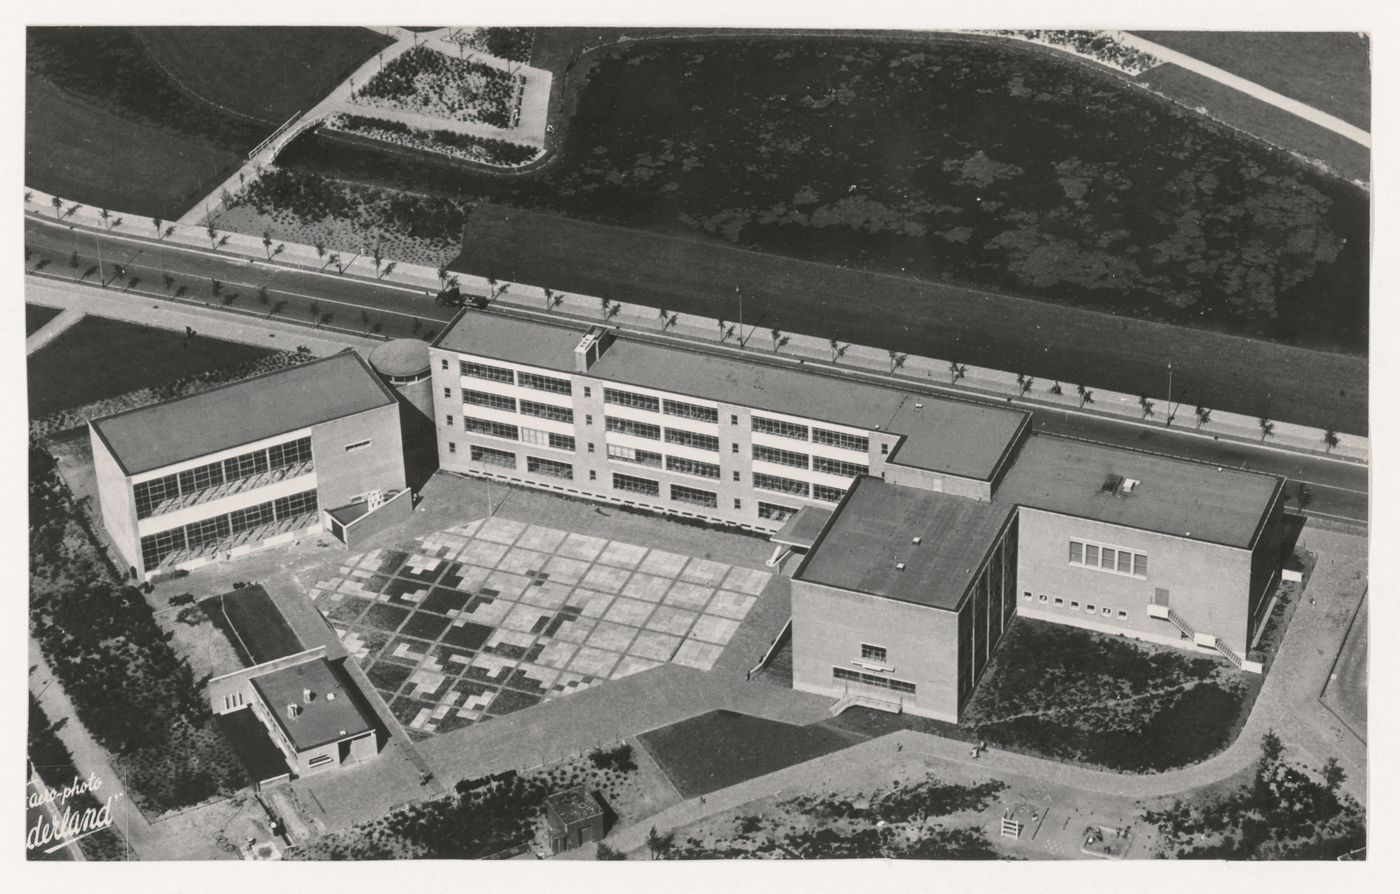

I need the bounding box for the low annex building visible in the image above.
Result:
[428,309,1287,723]
[89,351,408,580]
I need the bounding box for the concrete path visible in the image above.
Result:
[26,306,84,355]
[1119,32,1371,148]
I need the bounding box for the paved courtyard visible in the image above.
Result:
[310,516,771,739]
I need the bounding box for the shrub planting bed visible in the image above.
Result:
[326,114,539,167]
[352,45,523,128]
[29,448,244,814]
[963,619,1254,772]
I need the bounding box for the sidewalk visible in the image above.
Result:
[24,194,1370,465]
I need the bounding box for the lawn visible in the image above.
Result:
[201,585,304,666]
[271,33,1368,355]
[453,204,1368,433]
[1133,31,1371,131]
[26,304,61,336]
[25,76,241,219]
[1135,63,1370,184]
[637,710,864,799]
[137,27,393,125]
[962,619,1255,772]
[26,316,275,418]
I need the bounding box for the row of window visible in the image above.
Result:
[132,437,313,519]
[460,361,573,395]
[139,489,318,568]
[1070,539,1147,578]
[1029,591,1130,621]
[832,666,917,694]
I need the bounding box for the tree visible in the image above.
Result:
[70,251,80,270]
[717,318,728,342]
[24,190,32,204]
[361,310,372,332]
[488,276,499,299]
[646,826,674,860]
[600,297,613,319]
[595,842,627,860]
[1137,395,1154,418]
[51,195,62,218]
[543,287,554,310]
[659,307,677,330]
[210,278,222,300]
[206,225,218,248]
[371,243,384,276]
[161,272,175,292]
[99,208,112,230]
[309,300,321,323]
[1077,383,1094,407]
[153,217,164,238]
[771,328,788,353]
[262,231,274,259]
[1323,426,1339,453]
[889,351,908,373]
[315,241,327,262]
[1259,417,1275,441]
[257,286,270,308]
[382,261,397,279]
[327,253,342,274]
[830,338,847,362]
[1260,729,1284,766]
[1195,405,1212,429]
[1049,381,1063,395]
[1018,374,1034,397]
[268,300,286,319]
[949,361,967,384]
[1321,757,1346,792]
[437,264,449,288]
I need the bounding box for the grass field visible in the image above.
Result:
[1134,31,1370,131]
[138,27,393,125]
[638,710,864,799]
[26,316,275,418]
[25,304,61,336]
[1135,63,1370,184]
[454,204,1368,433]
[25,76,241,219]
[201,586,304,666]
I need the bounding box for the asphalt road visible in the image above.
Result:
[24,217,1368,526]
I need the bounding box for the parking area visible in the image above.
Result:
[310,514,772,739]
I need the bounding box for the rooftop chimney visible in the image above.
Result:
[286,703,299,720]
[303,688,314,703]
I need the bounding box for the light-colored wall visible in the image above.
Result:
[791,579,961,722]
[1014,507,1253,652]
[310,403,406,510]
[89,425,141,576]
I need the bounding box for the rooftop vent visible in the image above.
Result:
[914,402,924,410]
[895,562,906,571]
[286,703,300,720]
[326,692,337,701]
[303,688,314,703]
[912,536,922,545]
[338,729,348,737]
[1120,478,1140,495]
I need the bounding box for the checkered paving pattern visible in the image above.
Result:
[311,518,769,739]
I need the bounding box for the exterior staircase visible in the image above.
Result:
[1147,603,1262,673]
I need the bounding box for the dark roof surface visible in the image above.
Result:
[773,506,834,548]
[91,352,396,475]
[252,658,374,752]
[202,585,303,665]
[434,313,1027,480]
[545,787,603,827]
[797,435,1283,610]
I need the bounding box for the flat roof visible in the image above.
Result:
[546,787,603,827]
[252,658,375,752]
[91,352,397,475]
[432,310,585,371]
[773,506,834,548]
[996,436,1283,550]
[435,312,1027,480]
[797,477,1012,611]
[797,435,1284,610]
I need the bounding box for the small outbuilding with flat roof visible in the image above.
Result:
[544,787,606,854]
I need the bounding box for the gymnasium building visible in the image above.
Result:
[429,310,1287,722]
[89,351,409,581]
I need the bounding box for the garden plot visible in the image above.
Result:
[324,113,540,167]
[351,45,524,128]
[310,518,771,740]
